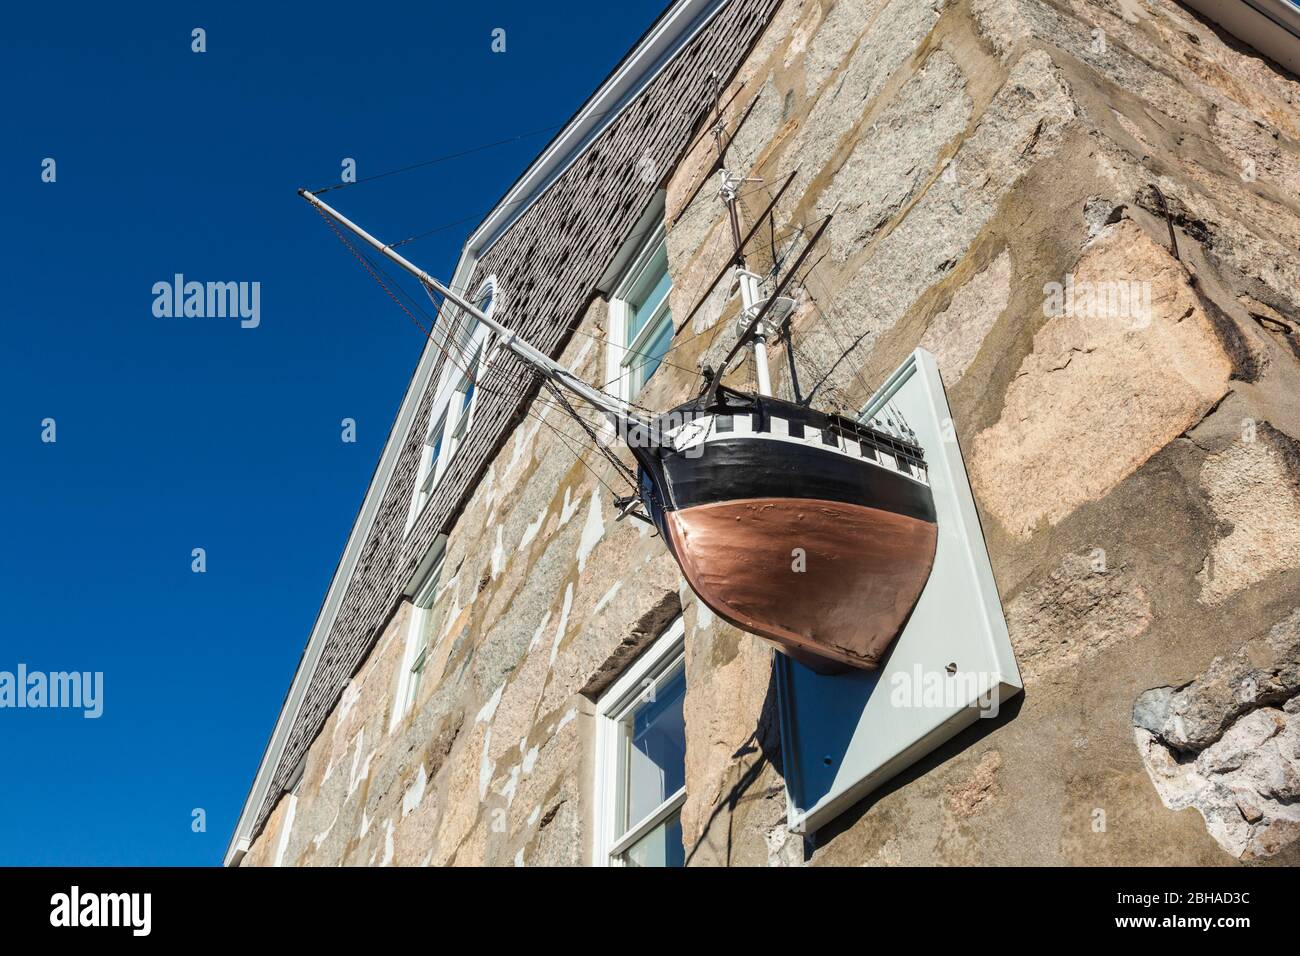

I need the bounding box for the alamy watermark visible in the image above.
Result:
[0,664,103,718]
[890,664,1001,718]
[617,411,707,458]
[152,274,260,328]
[50,886,150,936]
[1043,273,1152,329]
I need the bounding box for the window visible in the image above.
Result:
[405,278,496,532]
[391,548,445,730]
[412,411,447,518]
[608,223,673,402]
[447,342,482,456]
[593,616,687,867]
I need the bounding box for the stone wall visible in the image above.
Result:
[244,0,1300,866]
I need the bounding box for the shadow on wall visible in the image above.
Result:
[808,692,1026,855]
[684,656,788,865]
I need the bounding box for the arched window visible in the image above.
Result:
[404,276,498,533]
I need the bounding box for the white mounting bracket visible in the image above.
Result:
[774,348,1023,834]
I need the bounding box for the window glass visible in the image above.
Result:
[454,346,481,439]
[426,414,446,485]
[618,235,673,398]
[625,243,671,342]
[596,617,686,867]
[392,548,443,730]
[621,809,684,868]
[619,661,686,832]
[633,316,674,393]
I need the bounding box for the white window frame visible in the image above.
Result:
[605,223,673,404]
[404,278,497,534]
[390,544,446,731]
[592,615,687,867]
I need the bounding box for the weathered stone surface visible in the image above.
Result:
[528,796,583,866]
[918,249,1011,385]
[788,0,946,198]
[1135,621,1300,862]
[1196,425,1300,606]
[811,49,1076,401]
[1138,174,1300,323]
[667,216,736,340]
[971,220,1232,537]
[945,750,1003,818]
[726,75,787,178]
[972,0,1197,123]
[1006,550,1152,682]
[816,49,972,261]
[1212,105,1300,202]
[679,592,781,856]
[803,0,877,96]
[1134,608,1300,753]
[1094,0,1300,139]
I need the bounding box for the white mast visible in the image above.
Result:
[710,75,783,398]
[719,168,773,396]
[299,189,645,429]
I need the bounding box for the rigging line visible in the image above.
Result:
[768,209,778,284]
[415,278,668,418]
[316,204,438,343]
[588,330,705,395]
[679,77,748,164]
[351,247,515,400]
[391,170,775,256]
[320,207,495,393]
[317,203,654,453]
[350,201,814,428]
[345,252,588,429]
[543,380,638,489]
[334,179,782,406]
[367,172,779,408]
[461,176,783,390]
[669,90,764,228]
[309,72,742,199]
[800,255,872,409]
[322,182,791,423]
[797,269,875,411]
[525,397,628,484]
[391,211,490,249]
[530,409,629,498]
[538,412,636,497]
[704,213,832,405]
[308,122,581,195]
[671,170,799,335]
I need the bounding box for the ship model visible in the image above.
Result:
[629,386,935,673]
[299,97,938,674]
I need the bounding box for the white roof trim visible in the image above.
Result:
[467,0,730,257]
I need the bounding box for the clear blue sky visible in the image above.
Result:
[0,0,667,865]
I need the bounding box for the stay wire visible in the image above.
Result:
[324,210,629,446]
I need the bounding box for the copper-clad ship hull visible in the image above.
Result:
[666,498,937,671]
[632,389,938,672]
